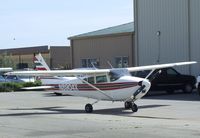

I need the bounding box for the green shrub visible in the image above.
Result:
[22,80,41,87]
[0,82,22,92]
[0,81,42,92]
[0,83,13,92]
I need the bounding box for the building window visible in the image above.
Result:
[81,59,87,68]
[81,58,99,68]
[115,56,129,68]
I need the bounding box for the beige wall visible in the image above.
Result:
[50,47,71,69]
[71,33,134,69]
[0,45,72,70]
[3,47,71,70]
[10,53,50,69]
[12,53,50,68]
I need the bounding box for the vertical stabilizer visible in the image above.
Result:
[34,53,50,71]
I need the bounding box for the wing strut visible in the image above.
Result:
[77,76,114,101]
[145,69,156,79]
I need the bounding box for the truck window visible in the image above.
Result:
[167,68,178,75]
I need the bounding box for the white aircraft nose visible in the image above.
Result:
[142,79,151,92]
[132,79,151,101]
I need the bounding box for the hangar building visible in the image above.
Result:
[134,0,200,75]
[0,46,71,70]
[68,22,134,69]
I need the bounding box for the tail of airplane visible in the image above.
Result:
[34,53,50,71]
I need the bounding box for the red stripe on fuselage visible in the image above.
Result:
[49,82,138,91]
[36,68,47,70]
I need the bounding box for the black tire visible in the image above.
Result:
[198,84,200,96]
[54,92,63,96]
[85,104,93,113]
[131,103,138,112]
[183,84,193,93]
[166,89,174,94]
[124,101,132,109]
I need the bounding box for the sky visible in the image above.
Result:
[0,0,133,49]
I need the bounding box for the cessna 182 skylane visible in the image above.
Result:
[6,61,196,113]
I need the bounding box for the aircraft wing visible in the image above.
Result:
[5,69,110,77]
[5,61,196,77]
[126,61,197,72]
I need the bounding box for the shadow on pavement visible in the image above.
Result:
[0,104,169,118]
[144,90,200,101]
[44,90,200,102]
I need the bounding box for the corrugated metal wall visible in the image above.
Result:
[135,0,191,74]
[190,0,200,76]
[71,34,134,69]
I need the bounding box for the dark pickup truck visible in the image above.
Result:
[132,67,196,94]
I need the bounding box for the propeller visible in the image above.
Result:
[133,70,162,100]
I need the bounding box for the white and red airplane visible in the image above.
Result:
[6,61,196,113]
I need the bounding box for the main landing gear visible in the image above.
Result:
[85,100,99,113]
[85,104,93,113]
[85,102,138,113]
[124,101,138,112]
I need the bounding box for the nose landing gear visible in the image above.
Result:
[124,101,138,112]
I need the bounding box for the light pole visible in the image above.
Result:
[156,31,161,63]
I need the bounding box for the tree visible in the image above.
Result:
[0,52,15,69]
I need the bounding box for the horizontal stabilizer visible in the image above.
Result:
[0,68,13,72]
[21,86,54,90]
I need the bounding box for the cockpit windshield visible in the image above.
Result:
[109,69,130,82]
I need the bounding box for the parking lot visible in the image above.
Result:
[0,91,200,138]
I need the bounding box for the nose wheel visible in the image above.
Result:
[124,101,132,109]
[124,101,138,112]
[131,103,138,112]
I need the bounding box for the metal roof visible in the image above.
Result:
[68,22,134,40]
[0,46,49,55]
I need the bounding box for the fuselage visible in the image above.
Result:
[43,75,151,101]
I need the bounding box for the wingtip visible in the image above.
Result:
[187,61,197,64]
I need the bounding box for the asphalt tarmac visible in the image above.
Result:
[0,91,200,138]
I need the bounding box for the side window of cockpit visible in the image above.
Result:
[88,77,95,84]
[84,77,95,84]
[96,75,107,83]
